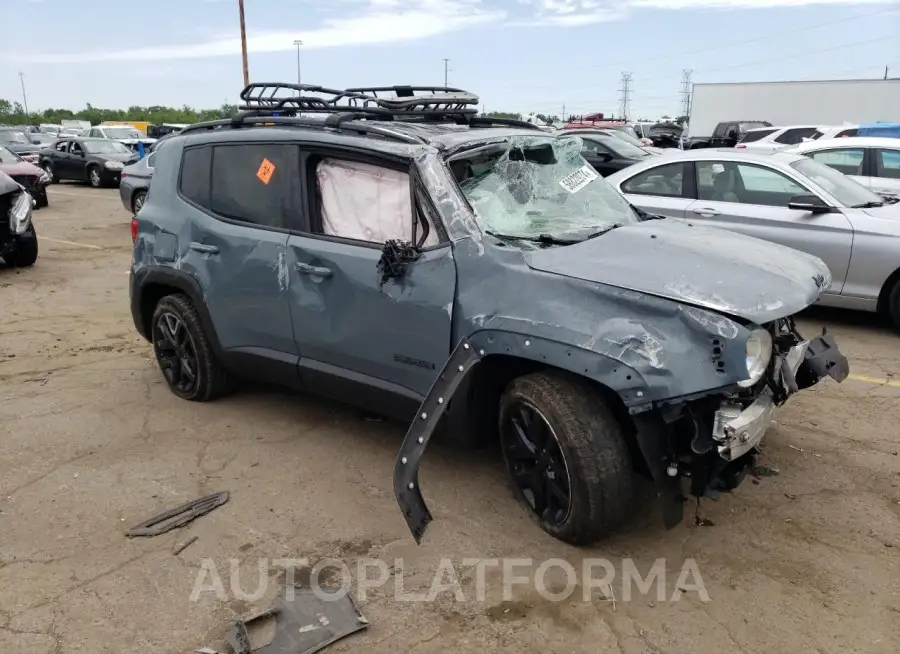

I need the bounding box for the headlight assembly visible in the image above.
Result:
[9,190,33,235]
[105,160,125,170]
[738,328,773,388]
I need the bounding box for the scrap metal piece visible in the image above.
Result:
[173,535,199,555]
[125,491,229,538]
[228,587,367,654]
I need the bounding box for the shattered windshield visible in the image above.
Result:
[452,135,640,243]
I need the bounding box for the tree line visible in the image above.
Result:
[0,98,240,126]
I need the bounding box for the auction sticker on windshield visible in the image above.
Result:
[559,165,599,193]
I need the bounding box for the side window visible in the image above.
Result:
[89,128,101,138]
[621,162,685,198]
[774,128,819,145]
[55,140,69,152]
[836,128,857,138]
[208,144,300,229]
[581,139,612,156]
[807,149,864,176]
[146,152,157,168]
[712,124,727,138]
[738,128,777,144]
[69,141,84,155]
[876,150,900,180]
[697,162,807,206]
[179,146,212,207]
[314,158,437,246]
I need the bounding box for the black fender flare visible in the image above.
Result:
[393,329,648,544]
[130,265,224,359]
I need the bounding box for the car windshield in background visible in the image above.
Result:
[0,145,21,164]
[454,135,639,243]
[105,128,142,139]
[85,140,131,154]
[596,135,649,159]
[790,157,884,208]
[0,130,32,144]
[607,125,641,140]
[739,128,779,143]
[605,129,647,149]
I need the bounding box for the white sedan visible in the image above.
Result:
[736,124,858,152]
[785,137,900,201]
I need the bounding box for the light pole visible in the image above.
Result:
[19,72,29,117]
[238,0,249,87]
[293,40,303,86]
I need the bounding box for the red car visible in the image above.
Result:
[0,144,49,208]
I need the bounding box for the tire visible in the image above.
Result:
[887,279,900,333]
[499,371,634,545]
[88,165,102,188]
[42,162,57,184]
[150,293,229,401]
[11,224,38,267]
[132,190,147,214]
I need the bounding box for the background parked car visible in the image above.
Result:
[119,149,155,214]
[687,120,773,149]
[786,137,900,201]
[40,138,133,188]
[606,148,900,329]
[86,125,157,152]
[556,129,654,176]
[736,124,859,152]
[0,169,38,267]
[0,145,49,208]
[0,127,42,164]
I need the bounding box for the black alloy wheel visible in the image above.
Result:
[500,400,573,527]
[152,311,199,395]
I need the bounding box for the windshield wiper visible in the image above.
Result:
[485,225,622,245]
[851,201,885,208]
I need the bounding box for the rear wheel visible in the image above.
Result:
[11,224,38,267]
[132,190,147,214]
[499,371,634,545]
[151,293,228,401]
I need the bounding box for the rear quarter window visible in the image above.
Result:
[179,146,212,207]
[739,128,778,143]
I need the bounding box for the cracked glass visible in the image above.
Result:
[453,135,639,243]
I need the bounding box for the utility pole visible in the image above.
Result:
[293,40,303,86]
[238,0,250,87]
[18,72,29,117]
[885,65,890,80]
[562,103,566,122]
[443,59,450,86]
[618,72,632,121]
[680,69,693,119]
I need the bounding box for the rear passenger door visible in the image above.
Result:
[285,151,456,415]
[872,148,900,200]
[615,161,694,219]
[687,160,853,293]
[804,148,866,186]
[176,143,299,379]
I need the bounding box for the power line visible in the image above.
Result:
[680,69,692,118]
[618,72,632,120]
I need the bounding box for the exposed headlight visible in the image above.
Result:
[738,328,773,388]
[39,171,51,184]
[9,191,33,235]
[105,160,125,170]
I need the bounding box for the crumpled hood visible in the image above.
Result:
[0,161,44,177]
[524,219,831,324]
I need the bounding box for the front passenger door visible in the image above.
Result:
[687,161,853,293]
[286,154,456,416]
[872,148,900,200]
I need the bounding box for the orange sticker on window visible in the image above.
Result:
[256,158,276,185]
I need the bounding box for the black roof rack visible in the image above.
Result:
[181,83,542,142]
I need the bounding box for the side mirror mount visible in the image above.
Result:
[788,194,832,213]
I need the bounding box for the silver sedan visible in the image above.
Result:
[605,148,900,329]
[784,137,900,201]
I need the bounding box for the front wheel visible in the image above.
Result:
[11,224,38,267]
[42,162,57,184]
[88,165,102,188]
[886,278,900,333]
[499,371,634,545]
[150,293,228,401]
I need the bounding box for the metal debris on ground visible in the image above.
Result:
[224,585,368,654]
[125,491,229,537]
[173,535,199,555]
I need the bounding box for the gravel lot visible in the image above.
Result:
[1,184,899,654]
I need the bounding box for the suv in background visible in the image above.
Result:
[736,124,859,152]
[129,82,848,545]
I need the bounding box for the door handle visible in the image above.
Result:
[295,262,332,277]
[189,242,219,254]
[691,207,720,217]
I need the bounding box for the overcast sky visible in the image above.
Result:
[1,0,898,118]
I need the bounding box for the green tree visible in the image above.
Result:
[0,98,240,127]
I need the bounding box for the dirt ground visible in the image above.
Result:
[1,184,898,654]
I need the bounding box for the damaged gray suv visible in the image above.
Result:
[129,84,850,545]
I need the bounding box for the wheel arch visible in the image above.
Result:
[131,266,224,358]
[876,264,900,315]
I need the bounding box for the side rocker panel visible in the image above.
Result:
[393,329,647,543]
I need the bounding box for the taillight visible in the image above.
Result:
[131,217,138,243]
[735,144,746,149]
